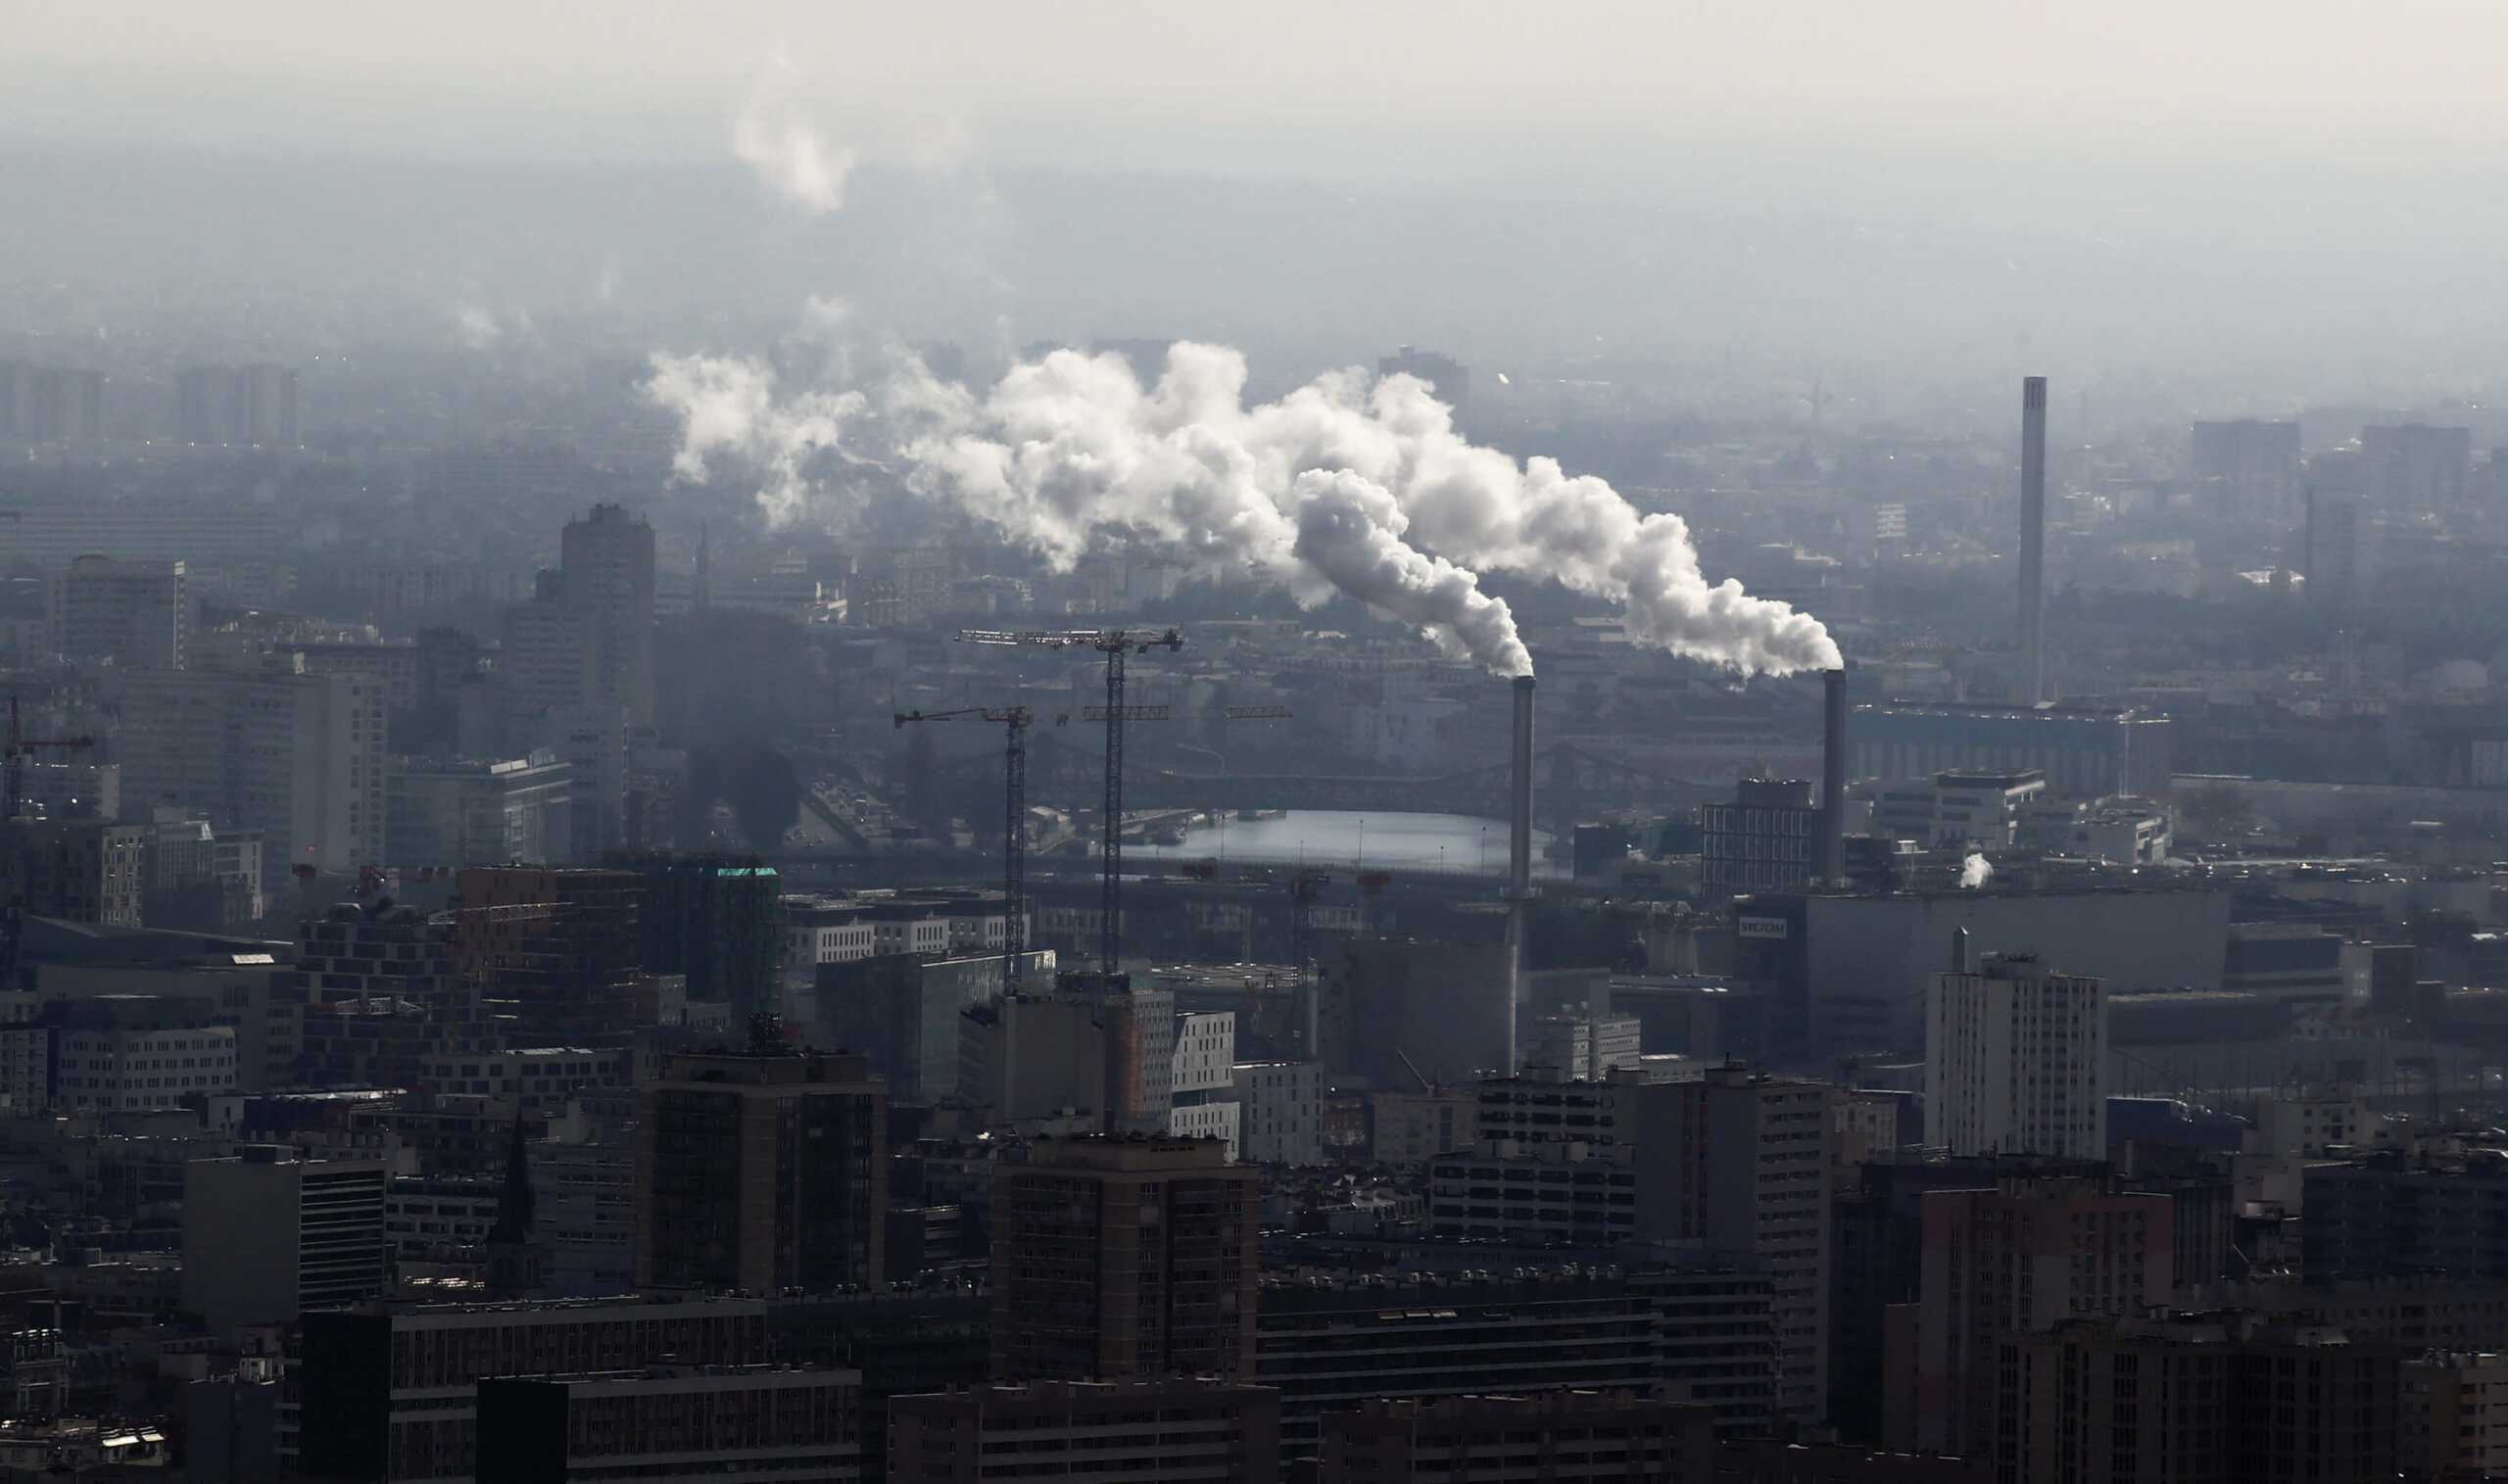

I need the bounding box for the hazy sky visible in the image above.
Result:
[9,0,2506,173]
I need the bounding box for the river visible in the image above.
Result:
[1125,809,1565,879]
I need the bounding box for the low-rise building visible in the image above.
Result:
[1319,1389,1715,1484]
[888,1378,1278,1484]
[476,1365,863,1484]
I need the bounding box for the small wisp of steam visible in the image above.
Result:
[1960,852,1994,888]
[732,58,855,215]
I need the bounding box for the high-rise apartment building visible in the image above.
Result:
[637,1045,888,1294]
[1898,1174,2175,1459]
[176,363,300,448]
[1925,953,2105,1160]
[117,660,388,875]
[48,555,187,670]
[1999,1315,2401,1484]
[988,1134,1259,1382]
[180,1147,388,1332]
[2362,421,2473,511]
[503,504,656,741]
[1627,1065,1838,1422]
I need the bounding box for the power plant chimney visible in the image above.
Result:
[1503,675,1536,1074]
[1509,676,1535,896]
[1819,668,1848,888]
[2019,375,2049,704]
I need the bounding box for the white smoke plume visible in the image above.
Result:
[646,337,1840,679]
[642,352,864,527]
[732,59,855,215]
[1960,851,1994,888]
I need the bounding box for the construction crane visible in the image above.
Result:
[958,627,1184,975]
[892,705,1044,994]
[4,696,94,821]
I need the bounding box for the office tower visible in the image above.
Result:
[0,819,143,924]
[632,857,786,1022]
[1899,1174,2174,1458]
[296,1295,768,1482]
[987,1134,1259,1382]
[180,1147,387,1332]
[2363,421,2473,511]
[1700,778,1822,893]
[117,660,388,876]
[1377,345,1471,413]
[2018,376,2048,703]
[2191,419,2302,520]
[1925,953,2105,1159]
[638,1045,888,1293]
[452,866,642,1040]
[1320,1390,1715,1484]
[385,751,574,868]
[890,1379,1279,1484]
[476,1366,863,1484]
[48,555,187,669]
[2000,1316,2402,1484]
[556,503,657,728]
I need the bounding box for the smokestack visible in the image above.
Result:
[1509,676,1535,895]
[1952,926,1972,975]
[1506,675,1535,1076]
[1819,668,1848,889]
[2020,376,2048,704]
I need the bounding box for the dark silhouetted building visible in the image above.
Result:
[988,1134,1257,1382]
[637,1045,888,1293]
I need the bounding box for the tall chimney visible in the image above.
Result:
[1506,675,1535,1076]
[2020,375,2049,704]
[1819,668,1848,888]
[1509,676,1535,895]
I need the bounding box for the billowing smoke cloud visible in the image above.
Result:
[732,59,855,215]
[646,337,1839,679]
[1291,471,1534,677]
[642,352,864,526]
[1961,851,1994,888]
